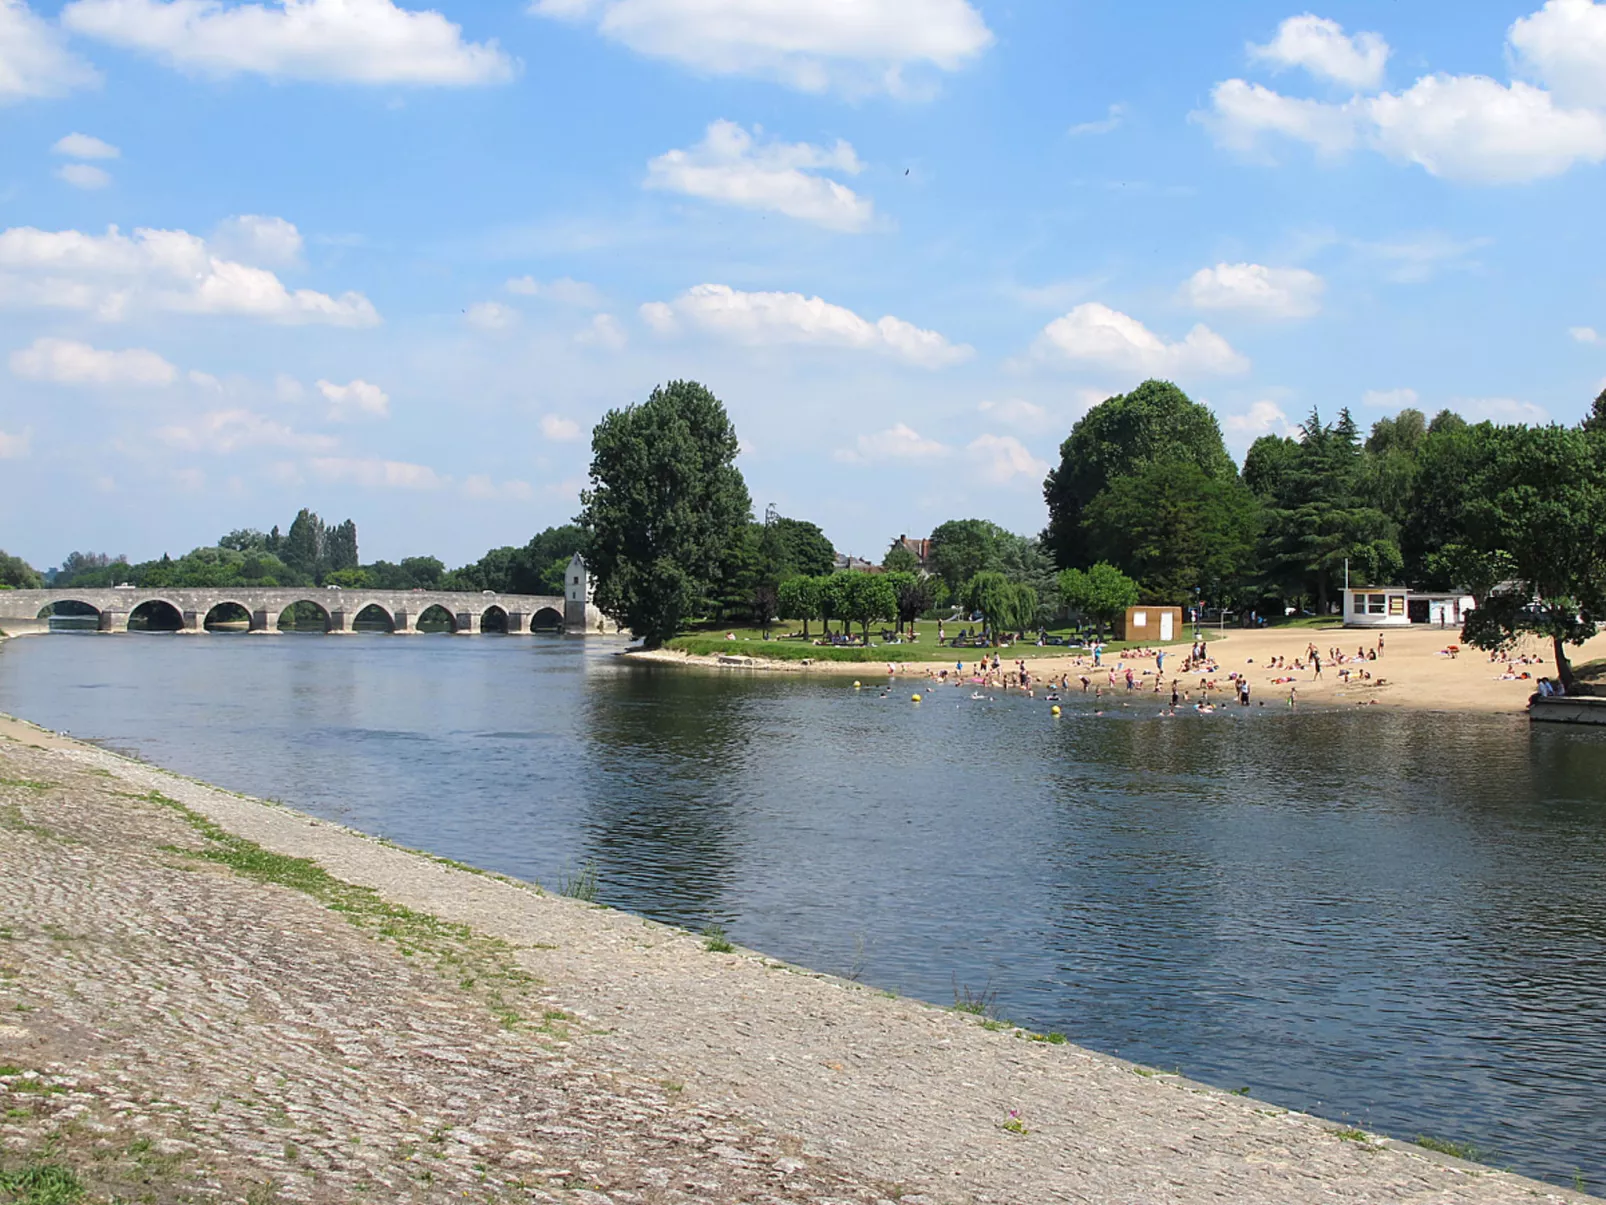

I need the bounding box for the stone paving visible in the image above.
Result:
[0,721,1595,1204]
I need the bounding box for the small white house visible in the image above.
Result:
[1343,587,1475,628]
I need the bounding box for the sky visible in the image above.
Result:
[2,0,1605,571]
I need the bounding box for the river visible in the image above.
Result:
[2,632,1603,1189]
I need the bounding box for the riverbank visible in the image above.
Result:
[630,625,1606,715]
[1,712,1593,1203]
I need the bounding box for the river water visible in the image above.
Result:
[2,632,1603,1188]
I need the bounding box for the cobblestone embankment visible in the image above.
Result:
[0,715,1593,1204]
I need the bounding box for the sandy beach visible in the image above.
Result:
[632,624,1606,715]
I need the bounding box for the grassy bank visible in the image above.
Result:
[667,626,1199,663]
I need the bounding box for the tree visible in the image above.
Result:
[777,575,823,636]
[326,519,359,572]
[1081,460,1260,605]
[1042,379,1236,569]
[963,571,1013,644]
[771,517,835,577]
[1059,563,1139,631]
[839,572,897,642]
[579,380,752,647]
[219,529,270,553]
[885,571,935,636]
[281,509,327,581]
[0,550,41,590]
[928,519,1007,595]
[1456,424,1606,692]
[882,543,920,574]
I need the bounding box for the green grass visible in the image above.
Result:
[666,625,1179,664]
[0,1161,85,1204]
[701,924,734,953]
[1027,1031,1069,1044]
[1413,1134,1487,1163]
[557,860,599,903]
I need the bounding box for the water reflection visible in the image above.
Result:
[1,634,1604,1188]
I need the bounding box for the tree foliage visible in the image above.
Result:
[1058,562,1140,629]
[0,550,42,590]
[579,380,752,647]
[1043,379,1237,570]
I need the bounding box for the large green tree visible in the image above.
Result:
[777,575,823,636]
[1457,423,1606,691]
[1081,459,1260,606]
[579,380,752,647]
[771,517,835,577]
[1058,562,1140,631]
[1042,379,1236,569]
[928,519,1007,595]
[0,550,41,590]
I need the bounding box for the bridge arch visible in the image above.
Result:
[530,605,564,632]
[276,599,332,633]
[203,601,253,632]
[350,602,395,633]
[415,604,458,634]
[480,605,508,634]
[36,599,102,631]
[129,598,184,632]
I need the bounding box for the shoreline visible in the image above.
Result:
[626,625,1606,716]
[1,708,1595,1202]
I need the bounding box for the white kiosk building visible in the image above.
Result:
[1343,587,1475,629]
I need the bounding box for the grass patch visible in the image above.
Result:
[0,1160,84,1204]
[1413,1134,1487,1163]
[557,860,599,903]
[1027,1031,1069,1045]
[1000,1111,1028,1136]
[0,779,54,792]
[952,979,998,1018]
[1333,1127,1373,1143]
[133,790,541,1032]
[701,924,734,954]
[667,627,1171,664]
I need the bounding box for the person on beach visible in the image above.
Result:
[1377,633,1385,657]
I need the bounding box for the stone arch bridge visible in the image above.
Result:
[0,587,619,637]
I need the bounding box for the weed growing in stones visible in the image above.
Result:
[1027,1031,1068,1045]
[1334,1128,1372,1143]
[1413,1134,1487,1163]
[558,860,599,902]
[702,924,734,953]
[1229,1087,1251,1096]
[952,978,997,1018]
[1000,1110,1028,1136]
[0,1159,84,1204]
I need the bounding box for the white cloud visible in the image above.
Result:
[529,0,992,95]
[52,132,119,159]
[56,163,112,190]
[1033,303,1250,376]
[646,119,872,232]
[505,275,603,307]
[1362,387,1420,409]
[574,312,626,349]
[9,336,177,385]
[0,427,31,458]
[977,398,1051,432]
[1571,326,1602,344]
[61,0,515,86]
[310,455,446,489]
[188,369,221,389]
[210,214,303,267]
[1197,79,1361,157]
[274,372,305,402]
[1068,103,1126,136]
[643,283,971,368]
[1453,396,1551,423]
[464,300,517,330]
[0,0,100,102]
[1248,14,1389,90]
[157,408,335,453]
[1180,262,1324,318]
[833,423,950,465]
[463,474,534,501]
[966,433,1048,485]
[0,223,379,325]
[317,378,389,420]
[1509,0,1606,108]
[1221,400,1296,439]
[540,414,581,441]
[1355,232,1490,283]
[1367,75,1606,184]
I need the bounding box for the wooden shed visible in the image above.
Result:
[1115,605,1184,643]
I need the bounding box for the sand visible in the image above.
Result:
[631,624,1606,715]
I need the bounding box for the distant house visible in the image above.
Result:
[834,554,880,573]
[891,534,932,569]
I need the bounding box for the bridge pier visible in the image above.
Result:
[327,610,359,635]
[248,608,280,635]
[454,611,480,636]
[505,611,527,634]
[99,611,128,633]
[392,610,418,635]
[179,608,206,634]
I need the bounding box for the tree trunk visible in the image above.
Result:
[1553,633,1578,693]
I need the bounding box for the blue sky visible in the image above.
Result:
[2,0,1605,570]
